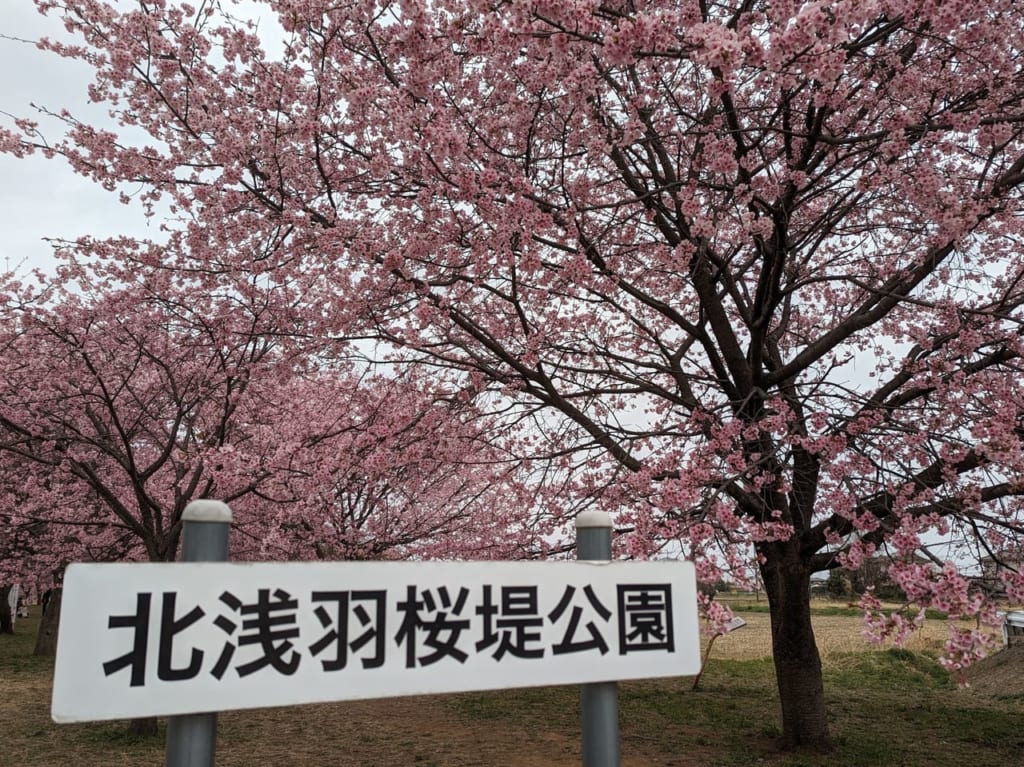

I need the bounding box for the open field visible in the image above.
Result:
[3,603,1023,766]
[710,594,998,661]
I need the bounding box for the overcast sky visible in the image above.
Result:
[0,3,163,279]
[1,2,291,280]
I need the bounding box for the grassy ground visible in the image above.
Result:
[3,604,1023,766]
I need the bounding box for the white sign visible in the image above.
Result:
[52,560,699,722]
[7,584,18,626]
[723,616,747,633]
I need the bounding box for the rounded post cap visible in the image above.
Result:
[574,510,613,529]
[183,499,233,523]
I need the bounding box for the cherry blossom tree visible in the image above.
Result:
[0,267,287,735]
[8,0,1024,749]
[0,262,531,573]
[238,368,535,562]
[0,267,289,570]
[0,263,534,739]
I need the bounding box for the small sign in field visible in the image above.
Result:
[53,560,700,722]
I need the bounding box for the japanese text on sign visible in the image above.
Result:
[103,582,676,687]
[53,561,700,722]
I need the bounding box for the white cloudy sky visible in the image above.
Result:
[0,1,283,279]
[0,2,160,278]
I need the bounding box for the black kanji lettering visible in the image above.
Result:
[395,585,471,667]
[210,589,301,678]
[102,592,152,687]
[548,585,611,655]
[476,585,544,660]
[157,592,205,681]
[210,590,242,679]
[236,588,301,676]
[309,590,387,671]
[617,584,674,653]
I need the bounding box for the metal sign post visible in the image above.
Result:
[165,500,232,767]
[576,511,620,767]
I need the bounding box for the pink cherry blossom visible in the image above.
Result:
[8,0,1024,749]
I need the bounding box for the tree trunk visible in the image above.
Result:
[127,717,158,737]
[34,587,62,656]
[759,540,830,751]
[0,585,13,635]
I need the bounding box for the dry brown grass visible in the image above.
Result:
[5,601,1024,767]
[709,611,961,661]
[708,597,1002,663]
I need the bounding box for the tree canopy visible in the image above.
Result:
[6,0,1024,748]
[0,266,533,580]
